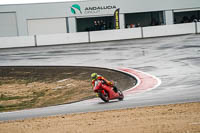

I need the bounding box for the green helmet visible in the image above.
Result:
[91,73,98,81]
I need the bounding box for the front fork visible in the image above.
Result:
[96,90,106,97]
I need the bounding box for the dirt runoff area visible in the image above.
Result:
[0,66,135,112]
[0,102,199,133]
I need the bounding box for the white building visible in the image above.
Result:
[0,0,200,37]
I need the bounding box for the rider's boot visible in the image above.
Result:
[113,86,118,93]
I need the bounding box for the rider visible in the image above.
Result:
[91,73,119,93]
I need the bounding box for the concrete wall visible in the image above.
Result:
[36,32,89,46]
[0,36,34,49]
[143,23,195,38]
[0,23,199,49]
[90,28,142,42]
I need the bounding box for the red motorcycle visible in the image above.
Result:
[93,80,124,102]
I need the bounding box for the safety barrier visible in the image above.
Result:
[0,22,199,49]
[143,23,196,38]
[89,28,142,42]
[36,32,89,46]
[0,36,35,49]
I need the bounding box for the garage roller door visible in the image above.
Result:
[0,12,18,37]
[28,18,67,35]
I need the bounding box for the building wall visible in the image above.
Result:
[0,0,200,36]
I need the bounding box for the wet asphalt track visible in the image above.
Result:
[0,34,200,121]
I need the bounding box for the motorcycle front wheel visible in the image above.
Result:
[98,91,109,103]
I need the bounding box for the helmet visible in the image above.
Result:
[91,73,98,81]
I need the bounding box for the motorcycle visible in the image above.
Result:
[93,80,124,102]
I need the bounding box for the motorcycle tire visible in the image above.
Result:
[98,91,109,103]
[118,90,124,101]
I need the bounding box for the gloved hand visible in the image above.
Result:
[102,80,106,84]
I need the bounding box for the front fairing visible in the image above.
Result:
[93,80,102,92]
